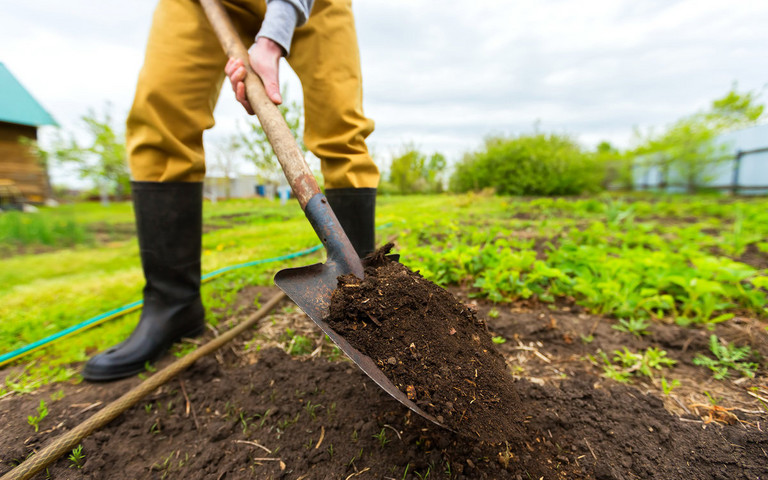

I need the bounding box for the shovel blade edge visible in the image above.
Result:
[274,263,447,430]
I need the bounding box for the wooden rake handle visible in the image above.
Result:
[199,0,320,209]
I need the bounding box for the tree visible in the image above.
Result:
[387,144,447,194]
[594,141,632,191]
[208,134,244,200]
[707,86,764,130]
[41,104,129,204]
[632,86,765,192]
[425,152,447,193]
[237,94,305,186]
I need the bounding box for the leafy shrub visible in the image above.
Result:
[450,133,604,196]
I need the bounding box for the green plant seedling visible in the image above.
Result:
[596,347,676,383]
[612,317,650,337]
[347,447,364,468]
[27,399,48,432]
[693,335,758,379]
[304,401,323,420]
[488,308,500,319]
[415,466,432,479]
[491,336,507,344]
[600,358,631,383]
[283,328,314,355]
[373,428,389,448]
[660,377,680,395]
[639,347,676,377]
[703,391,722,406]
[172,342,196,358]
[326,401,337,418]
[611,347,676,379]
[68,444,85,469]
[239,412,253,434]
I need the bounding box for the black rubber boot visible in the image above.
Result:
[82,182,206,381]
[325,187,376,258]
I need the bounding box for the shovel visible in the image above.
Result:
[200,0,445,429]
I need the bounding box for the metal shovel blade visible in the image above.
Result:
[274,258,446,430]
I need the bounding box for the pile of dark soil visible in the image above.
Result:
[1,345,765,479]
[1,286,766,479]
[326,244,521,442]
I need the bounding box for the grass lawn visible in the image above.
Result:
[1,193,767,395]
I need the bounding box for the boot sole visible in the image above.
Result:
[82,323,207,382]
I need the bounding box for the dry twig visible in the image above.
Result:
[345,468,371,480]
[179,379,200,430]
[584,438,597,460]
[234,440,272,454]
[314,426,325,450]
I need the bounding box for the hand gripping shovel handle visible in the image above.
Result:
[199,0,319,209]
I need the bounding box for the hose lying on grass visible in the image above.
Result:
[1,291,286,480]
[0,244,322,368]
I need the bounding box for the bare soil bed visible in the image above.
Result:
[2,283,767,479]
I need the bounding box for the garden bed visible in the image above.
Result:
[2,285,766,479]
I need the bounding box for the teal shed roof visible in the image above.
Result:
[0,62,57,127]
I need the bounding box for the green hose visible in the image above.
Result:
[0,244,322,368]
[0,291,287,480]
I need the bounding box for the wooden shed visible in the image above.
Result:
[0,62,57,203]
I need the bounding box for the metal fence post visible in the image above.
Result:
[731,150,742,196]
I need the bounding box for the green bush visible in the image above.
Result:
[450,133,604,195]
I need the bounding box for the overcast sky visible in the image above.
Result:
[2,0,767,183]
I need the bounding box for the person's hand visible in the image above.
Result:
[224,37,283,114]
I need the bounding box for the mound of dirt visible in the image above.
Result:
[2,286,766,479]
[326,244,522,442]
[2,347,766,479]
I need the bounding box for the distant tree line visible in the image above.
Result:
[447,86,764,196]
[28,86,765,202]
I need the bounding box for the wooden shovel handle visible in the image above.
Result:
[200,0,320,209]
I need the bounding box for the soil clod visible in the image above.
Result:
[326,243,523,442]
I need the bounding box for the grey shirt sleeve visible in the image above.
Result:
[255,0,314,56]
